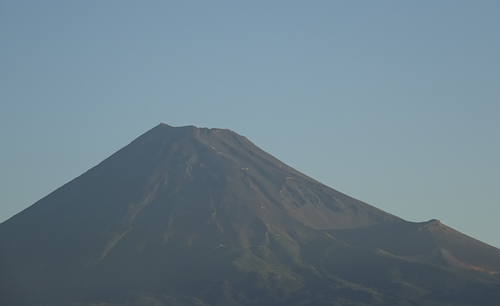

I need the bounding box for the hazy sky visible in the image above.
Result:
[1,1,499,248]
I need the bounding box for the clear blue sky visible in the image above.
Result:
[1,1,499,248]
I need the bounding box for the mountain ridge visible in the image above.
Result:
[1,123,499,306]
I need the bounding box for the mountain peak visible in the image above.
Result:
[1,124,499,306]
[146,123,239,143]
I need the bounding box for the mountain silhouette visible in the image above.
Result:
[1,123,499,306]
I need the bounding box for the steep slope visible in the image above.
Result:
[1,123,499,306]
[0,123,397,250]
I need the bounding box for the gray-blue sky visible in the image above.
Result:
[1,1,499,248]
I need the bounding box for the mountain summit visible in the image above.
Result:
[1,124,499,306]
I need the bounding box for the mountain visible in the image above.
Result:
[1,123,499,306]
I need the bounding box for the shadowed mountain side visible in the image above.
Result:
[1,123,499,306]
[0,124,399,248]
[329,219,500,273]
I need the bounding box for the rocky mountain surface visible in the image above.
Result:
[1,123,499,306]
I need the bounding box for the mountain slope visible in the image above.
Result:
[1,123,499,306]
[330,219,500,272]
